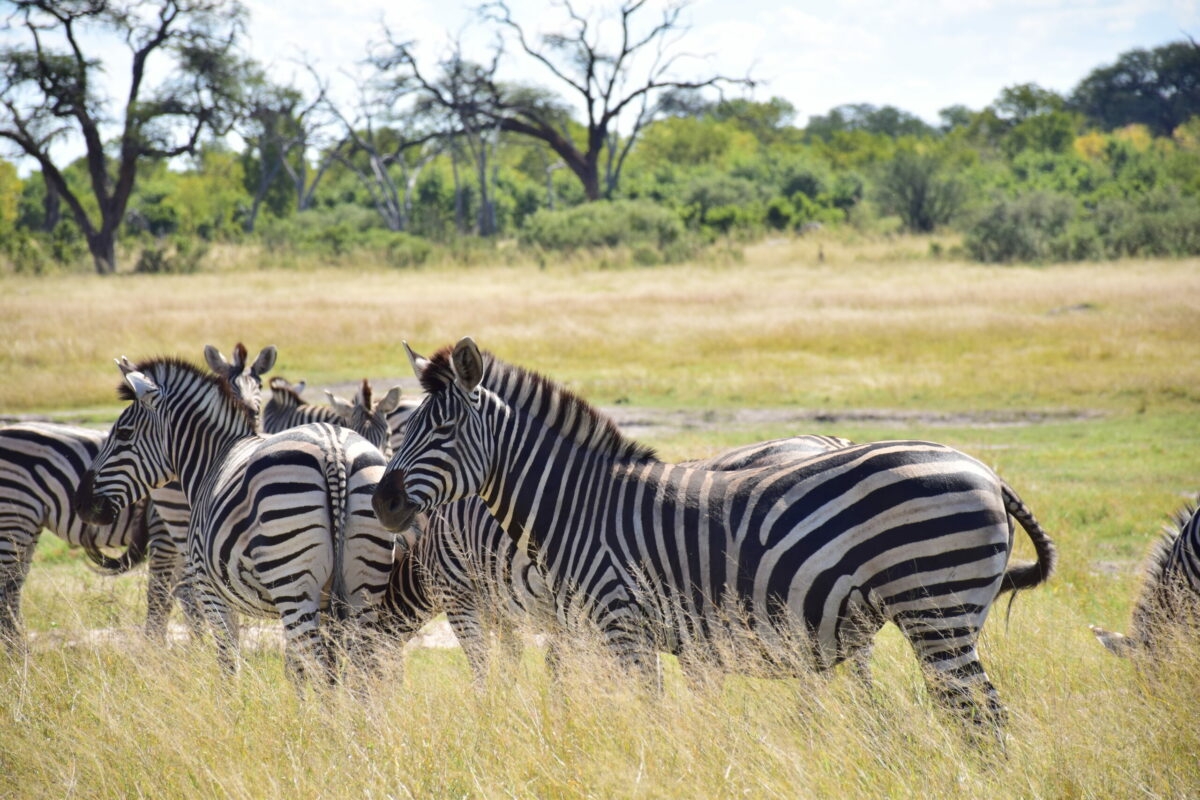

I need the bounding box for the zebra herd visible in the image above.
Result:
[2,336,1197,740]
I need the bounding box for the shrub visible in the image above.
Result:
[133,236,208,274]
[520,200,686,252]
[965,191,1079,263]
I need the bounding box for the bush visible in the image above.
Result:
[520,200,686,252]
[964,191,1080,263]
[133,236,208,274]
[965,187,1200,263]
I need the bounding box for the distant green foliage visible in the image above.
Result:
[874,145,969,233]
[966,188,1200,263]
[520,200,691,261]
[3,38,1199,271]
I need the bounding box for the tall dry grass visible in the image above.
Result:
[3,566,1198,799]
[2,239,1199,798]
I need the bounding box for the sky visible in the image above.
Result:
[240,0,1200,123]
[3,0,1199,172]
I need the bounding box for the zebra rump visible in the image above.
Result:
[1091,495,1200,657]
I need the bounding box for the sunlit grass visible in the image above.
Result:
[1,239,1197,414]
[2,239,1199,798]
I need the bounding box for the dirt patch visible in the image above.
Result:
[5,393,1102,441]
[604,406,1104,441]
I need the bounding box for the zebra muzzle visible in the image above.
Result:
[74,471,118,526]
[372,469,418,532]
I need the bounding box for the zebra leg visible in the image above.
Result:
[495,616,525,672]
[0,531,38,653]
[194,578,240,676]
[282,611,335,687]
[144,541,177,641]
[446,604,491,685]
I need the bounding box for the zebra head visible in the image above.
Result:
[76,359,174,526]
[203,342,276,426]
[373,338,490,532]
[326,379,403,456]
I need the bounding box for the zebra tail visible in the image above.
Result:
[325,432,351,623]
[998,481,1058,595]
[80,500,150,575]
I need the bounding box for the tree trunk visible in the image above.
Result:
[41,180,61,233]
[87,229,117,275]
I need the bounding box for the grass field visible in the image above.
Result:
[2,237,1199,798]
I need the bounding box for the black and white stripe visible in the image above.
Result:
[380,435,857,681]
[75,356,395,682]
[0,422,155,648]
[1092,495,1200,656]
[265,377,402,456]
[374,339,1056,731]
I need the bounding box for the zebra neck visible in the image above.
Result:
[477,400,653,554]
[164,400,256,509]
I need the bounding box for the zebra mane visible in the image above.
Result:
[269,377,305,406]
[117,356,258,429]
[422,346,657,463]
[1137,495,1199,596]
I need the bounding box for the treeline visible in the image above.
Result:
[1,1,1198,274]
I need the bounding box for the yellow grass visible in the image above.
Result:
[0,238,1197,414]
[2,238,1199,798]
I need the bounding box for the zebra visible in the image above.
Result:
[380,434,858,682]
[74,355,395,682]
[134,343,278,640]
[264,376,402,455]
[1091,495,1200,657]
[0,421,158,650]
[372,338,1056,732]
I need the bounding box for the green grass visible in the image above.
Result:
[3,240,1199,798]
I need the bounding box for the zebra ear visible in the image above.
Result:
[293,380,306,395]
[114,356,136,376]
[203,345,230,376]
[451,337,483,394]
[124,370,160,409]
[231,343,248,372]
[325,391,355,421]
[403,341,431,379]
[375,386,403,415]
[250,345,277,378]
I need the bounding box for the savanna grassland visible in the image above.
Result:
[2,237,1199,799]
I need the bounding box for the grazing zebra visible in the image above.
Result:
[373,338,1056,732]
[0,422,157,649]
[1091,495,1200,657]
[74,356,395,682]
[381,434,858,681]
[264,376,402,455]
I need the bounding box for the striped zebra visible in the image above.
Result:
[134,343,279,640]
[381,434,857,681]
[264,376,402,455]
[1091,495,1200,657]
[0,422,157,649]
[372,338,1056,732]
[74,355,395,682]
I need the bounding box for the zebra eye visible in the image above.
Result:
[113,426,134,442]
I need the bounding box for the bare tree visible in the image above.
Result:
[375,0,750,201]
[0,0,247,274]
[237,68,343,230]
[325,71,443,233]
